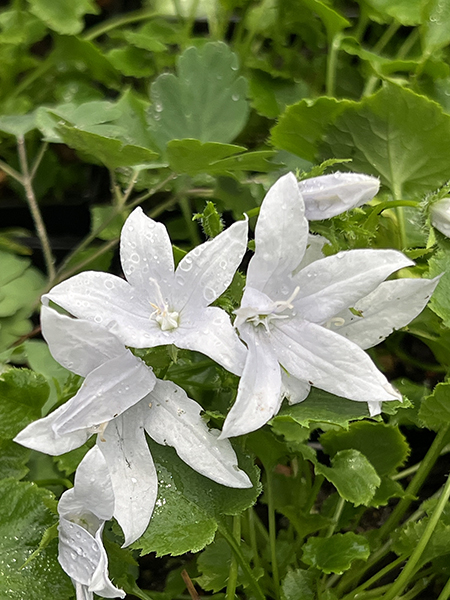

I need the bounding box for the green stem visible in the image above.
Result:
[179,196,201,247]
[30,141,49,180]
[17,136,56,281]
[341,555,406,600]
[219,523,266,600]
[0,158,23,183]
[437,576,450,600]
[247,509,261,571]
[326,33,343,97]
[364,200,418,232]
[362,21,401,97]
[267,470,280,600]
[83,7,157,41]
[325,496,345,538]
[379,425,450,540]
[383,474,450,600]
[226,516,241,600]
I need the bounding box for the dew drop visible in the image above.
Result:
[203,287,216,302]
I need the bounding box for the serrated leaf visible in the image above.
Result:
[320,422,409,476]
[428,247,450,327]
[0,439,30,479]
[315,449,380,505]
[370,477,405,508]
[0,479,73,599]
[392,518,450,568]
[419,382,450,430]
[148,42,249,150]
[0,368,49,439]
[281,569,315,600]
[302,532,370,574]
[28,0,99,35]
[133,441,260,557]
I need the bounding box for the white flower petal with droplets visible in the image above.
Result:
[329,276,441,349]
[299,172,380,220]
[71,446,115,521]
[97,402,158,547]
[281,372,311,405]
[247,173,308,298]
[145,379,251,488]
[431,198,450,237]
[293,249,413,324]
[220,326,282,439]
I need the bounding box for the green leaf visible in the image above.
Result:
[0,439,30,479]
[392,518,450,567]
[0,113,37,137]
[320,422,409,476]
[302,532,370,574]
[0,9,46,45]
[122,26,166,52]
[0,251,30,287]
[422,0,450,52]
[28,0,99,35]
[301,0,350,39]
[193,202,224,239]
[107,46,155,78]
[133,441,260,557]
[419,382,450,431]
[91,206,130,241]
[148,42,249,150]
[363,0,425,25]
[0,267,44,318]
[281,569,315,600]
[315,449,381,505]
[0,368,49,440]
[0,479,73,599]
[428,247,450,327]
[370,477,406,508]
[249,70,309,119]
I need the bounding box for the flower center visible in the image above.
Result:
[235,286,300,333]
[148,278,179,331]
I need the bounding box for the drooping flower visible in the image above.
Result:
[15,307,252,545]
[220,173,440,438]
[42,207,248,375]
[430,197,450,237]
[298,172,380,220]
[57,446,124,600]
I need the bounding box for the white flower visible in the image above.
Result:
[57,446,125,600]
[431,198,450,237]
[298,172,380,220]
[42,207,248,375]
[220,173,440,438]
[15,307,251,545]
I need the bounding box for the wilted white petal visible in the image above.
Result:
[120,207,174,294]
[97,403,158,547]
[73,446,115,521]
[178,306,247,376]
[13,402,90,455]
[146,380,251,488]
[52,351,156,436]
[431,198,450,237]
[247,173,308,298]
[221,326,282,438]
[41,306,124,376]
[329,276,441,349]
[293,250,413,324]
[271,320,401,403]
[175,219,248,311]
[281,372,311,405]
[299,172,380,220]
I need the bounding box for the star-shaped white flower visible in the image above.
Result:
[57,446,125,600]
[42,207,248,375]
[220,173,440,438]
[298,171,380,220]
[15,307,251,545]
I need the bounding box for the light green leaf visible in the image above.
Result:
[302,532,370,574]
[0,113,37,137]
[0,267,44,318]
[422,0,450,52]
[301,0,350,39]
[0,251,30,287]
[148,42,249,150]
[428,247,450,328]
[0,9,46,45]
[91,206,130,241]
[281,569,315,600]
[122,27,166,52]
[28,0,99,35]
[0,479,73,599]
[133,441,260,557]
[0,368,49,440]
[419,382,450,431]
[315,449,380,505]
[363,0,425,25]
[320,422,409,476]
[107,46,155,78]
[393,518,450,567]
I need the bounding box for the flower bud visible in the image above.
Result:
[431,198,450,237]
[298,172,380,220]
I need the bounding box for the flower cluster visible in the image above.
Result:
[15,171,439,599]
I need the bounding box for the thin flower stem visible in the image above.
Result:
[247,509,261,571]
[267,470,280,600]
[362,21,401,97]
[53,238,118,284]
[325,496,345,538]
[393,445,450,481]
[179,196,201,247]
[303,474,324,514]
[0,157,24,183]
[226,516,241,600]
[382,474,450,600]
[340,555,406,600]
[83,7,157,41]
[437,576,450,600]
[181,569,201,600]
[30,141,49,180]
[326,33,343,97]
[17,136,56,281]
[218,522,266,600]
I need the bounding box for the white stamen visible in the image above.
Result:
[237,286,300,332]
[148,278,180,330]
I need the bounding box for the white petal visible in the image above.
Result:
[294,234,328,273]
[247,173,309,298]
[88,528,125,598]
[58,516,103,586]
[271,319,401,403]
[293,249,413,324]
[52,352,156,436]
[299,172,380,220]
[220,325,282,438]
[120,207,174,296]
[73,447,115,520]
[174,219,248,311]
[41,306,124,377]
[431,198,450,237]
[97,403,158,546]
[43,271,158,347]
[13,403,90,455]
[146,380,252,488]
[73,581,92,600]
[281,372,311,405]
[178,306,247,375]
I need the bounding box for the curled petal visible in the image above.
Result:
[281,373,311,405]
[146,380,251,488]
[72,446,115,521]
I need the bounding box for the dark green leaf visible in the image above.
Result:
[28,0,99,35]
[281,569,315,600]
[0,439,30,479]
[420,382,450,430]
[302,532,370,574]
